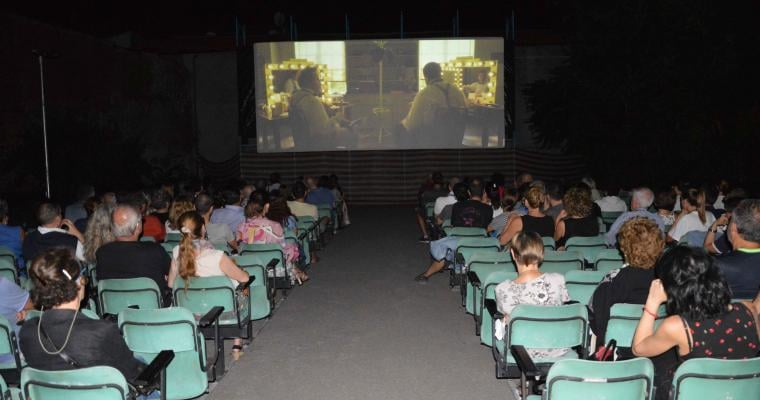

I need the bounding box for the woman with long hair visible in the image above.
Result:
[82,203,115,264]
[168,211,249,360]
[554,186,599,249]
[632,246,760,399]
[166,196,196,234]
[668,187,716,242]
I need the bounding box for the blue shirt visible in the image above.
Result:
[606,209,665,246]
[0,277,28,363]
[0,224,23,265]
[211,205,245,235]
[305,188,335,207]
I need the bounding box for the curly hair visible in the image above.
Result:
[618,218,664,269]
[29,249,82,309]
[562,187,593,218]
[523,186,546,209]
[168,196,196,230]
[656,246,731,321]
[83,203,115,264]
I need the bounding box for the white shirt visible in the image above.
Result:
[595,196,628,213]
[37,227,85,261]
[668,210,716,241]
[434,192,457,216]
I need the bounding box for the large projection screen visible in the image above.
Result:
[253,38,505,153]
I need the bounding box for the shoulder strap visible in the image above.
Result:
[430,82,451,108]
[39,322,81,368]
[679,316,693,353]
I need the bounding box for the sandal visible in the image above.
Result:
[232,345,244,361]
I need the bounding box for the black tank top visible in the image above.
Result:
[521,215,555,238]
[557,215,600,247]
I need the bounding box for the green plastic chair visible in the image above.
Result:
[0,247,16,269]
[161,243,176,255]
[1,373,21,400]
[541,250,585,275]
[671,357,760,400]
[594,248,625,274]
[565,235,608,263]
[542,236,556,250]
[297,216,319,247]
[0,259,18,285]
[140,236,156,242]
[213,243,231,254]
[239,243,289,290]
[0,316,23,386]
[606,304,666,348]
[453,238,500,302]
[494,303,589,379]
[601,211,623,229]
[565,270,605,305]
[424,202,435,219]
[98,278,163,316]
[479,270,518,346]
[164,232,182,244]
[234,255,273,320]
[21,366,128,400]
[465,252,513,316]
[173,276,252,343]
[525,357,654,400]
[447,226,487,238]
[119,307,211,398]
[317,204,333,234]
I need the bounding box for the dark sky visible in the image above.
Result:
[2,0,566,40]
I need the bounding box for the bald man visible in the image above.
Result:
[95,205,172,303]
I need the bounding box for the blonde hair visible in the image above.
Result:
[168,198,196,230]
[177,211,204,290]
[523,186,546,209]
[511,231,545,266]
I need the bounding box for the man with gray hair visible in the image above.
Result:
[95,205,171,302]
[605,187,664,246]
[716,199,760,299]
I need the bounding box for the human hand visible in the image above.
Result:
[715,213,730,227]
[61,219,75,230]
[16,310,27,322]
[645,279,667,308]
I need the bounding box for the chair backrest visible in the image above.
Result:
[565,235,608,262]
[606,303,666,348]
[508,303,589,351]
[448,226,487,238]
[234,255,268,286]
[161,242,176,255]
[173,276,245,325]
[455,238,500,265]
[594,248,625,274]
[672,357,760,400]
[0,315,21,369]
[239,243,284,261]
[565,270,605,305]
[483,270,519,298]
[119,307,208,399]
[425,202,435,219]
[164,232,182,244]
[601,211,623,225]
[98,278,162,315]
[541,250,585,274]
[0,246,16,267]
[543,357,654,400]
[139,236,156,242]
[468,251,513,269]
[542,236,556,250]
[0,259,18,284]
[21,366,128,400]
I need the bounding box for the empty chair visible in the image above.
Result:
[98,277,163,316]
[565,270,605,304]
[452,238,500,300]
[21,366,129,400]
[670,357,760,400]
[541,250,584,274]
[447,226,487,238]
[565,235,608,263]
[0,316,23,386]
[464,251,513,316]
[521,357,654,400]
[119,307,214,398]
[594,248,625,274]
[234,255,274,320]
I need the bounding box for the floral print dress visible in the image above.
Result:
[237,217,300,278]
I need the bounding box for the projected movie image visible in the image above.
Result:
[253,38,505,152]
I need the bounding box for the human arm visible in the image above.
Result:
[703,213,729,255]
[554,219,566,242]
[61,218,85,243]
[219,255,250,284]
[167,258,178,289]
[498,216,523,246]
[632,279,688,357]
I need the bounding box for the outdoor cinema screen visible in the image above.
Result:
[253,37,505,153]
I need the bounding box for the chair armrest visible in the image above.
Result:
[467,271,481,287]
[509,345,541,378]
[236,276,255,292]
[484,299,503,320]
[198,306,224,328]
[133,350,175,387]
[563,300,580,305]
[266,258,280,270]
[454,253,465,265]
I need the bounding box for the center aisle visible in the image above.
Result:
[209,206,512,400]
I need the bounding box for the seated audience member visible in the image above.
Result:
[487,188,519,236]
[590,218,664,347]
[632,246,759,400]
[212,189,246,236]
[581,176,602,201]
[74,196,100,234]
[238,192,306,284]
[433,177,461,221]
[414,182,493,282]
[654,188,677,228]
[513,171,533,190]
[0,277,33,365]
[329,174,350,226]
[19,249,145,381]
[667,187,715,243]
[195,193,237,252]
[485,183,503,219]
[239,180,255,209]
[605,187,664,246]
[267,197,298,233]
[305,176,336,207]
[82,203,115,265]
[543,182,564,221]
[267,172,282,194]
[22,202,85,262]
[494,232,570,358]
[436,182,469,225]
[595,193,628,213]
[499,186,555,246]
[555,186,600,249]
[168,211,250,360]
[149,189,172,226]
[287,182,319,220]
[0,198,24,265]
[713,179,731,210]
[124,192,165,243]
[702,184,724,220]
[65,184,95,222]
[96,205,171,301]
[715,199,760,299]
[166,196,195,234]
[704,193,747,255]
[416,172,447,241]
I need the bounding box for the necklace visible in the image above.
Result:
[37,307,79,355]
